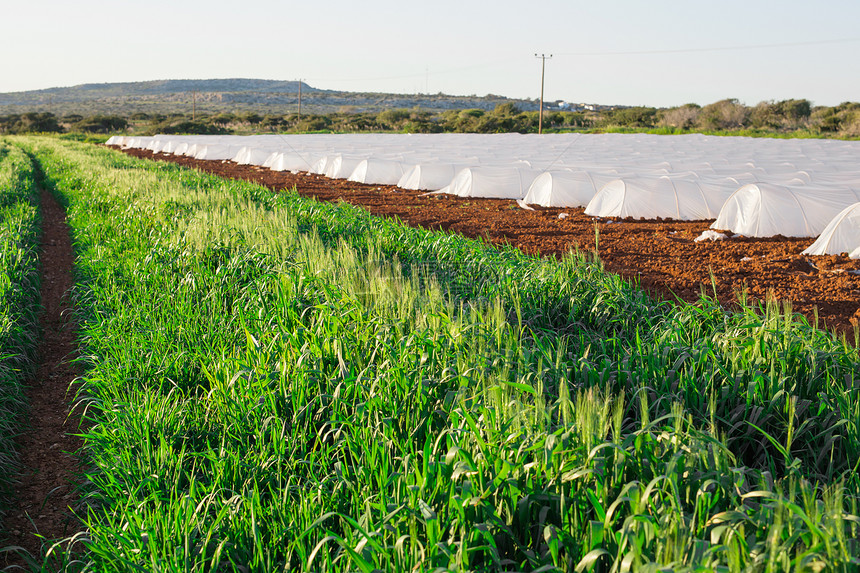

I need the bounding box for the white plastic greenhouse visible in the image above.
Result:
[323,155,366,179]
[802,202,860,256]
[437,166,541,199]
[269,152,315,173]
[348,159,407,185]
[712,184,860,238]
[523,170,618,208]
[194,145,245,161]
[233,146,279,165]
[398,163,473,191]
[585,176,739,220]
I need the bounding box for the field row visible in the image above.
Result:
[1,137,859,570]
[0,141,41,512]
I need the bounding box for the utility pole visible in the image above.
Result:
[297,79,302,122]
[192,90,198,121]
[534,53,552,134]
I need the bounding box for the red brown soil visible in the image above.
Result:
[122,148,860,336]
[3,187,83,567]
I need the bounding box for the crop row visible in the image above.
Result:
[17,136,860,571]
[0,142,41,523]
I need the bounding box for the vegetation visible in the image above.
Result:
[13,137,860,570]
[0,142,41,515]
[5,97,860,138]
[0,113,63,134]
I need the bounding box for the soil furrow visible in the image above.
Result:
[3,186,82,568]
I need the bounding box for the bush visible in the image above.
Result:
[298,115,332,132]
[658,104,700,130]
[378,109,411,128]
[604,106,658,128]
[749,99,811,130]
[155,120,227,135]
[0,112,63,134]
[810,102,860,134]
[73,115,128,134]
[697,98,749,130]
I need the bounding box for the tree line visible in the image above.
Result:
[2,98,859,137]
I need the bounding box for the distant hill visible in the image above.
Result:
[0,79,320,102]
[0,78,545,116]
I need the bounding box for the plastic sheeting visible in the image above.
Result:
[585,176,740,220]
[523,170,618,207]
[323,155,365,179]
[269,152,315,173]
[802,202,860,255]
[437,166,541,199]
[348,158,407,185]
[233,146,279,165]
[398,163,471,191]
[712,184,860,238]
[194,145,245,161]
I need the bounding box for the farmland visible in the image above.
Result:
[0,136,859,571]
[115,133,860,334]
[124,145,860,335]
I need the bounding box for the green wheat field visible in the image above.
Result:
[0,136,858,571]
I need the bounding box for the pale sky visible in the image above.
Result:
[2,0,859,108]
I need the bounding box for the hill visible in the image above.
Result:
[0,78,543,116]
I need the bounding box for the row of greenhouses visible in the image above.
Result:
[107,134,860,256]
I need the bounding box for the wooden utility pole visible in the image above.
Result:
[192,90,198,121]
[297,79,302,121]
[534,53,552,134]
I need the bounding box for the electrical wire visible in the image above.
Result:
[555,37,860,57]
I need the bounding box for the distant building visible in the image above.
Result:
[551,101,585,112]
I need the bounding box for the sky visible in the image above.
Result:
[2,0,859,108]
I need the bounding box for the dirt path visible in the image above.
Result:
[3,186,82,568]
[121,148,860,335]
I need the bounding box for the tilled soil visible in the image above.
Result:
[3,187,83,568]
[122,148,860,335]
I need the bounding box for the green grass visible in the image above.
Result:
[0,141,41,526]
[14,136,860,571]
[560,126,854,140]
[57,133,111,145]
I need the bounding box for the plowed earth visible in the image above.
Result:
[121,147,860,336]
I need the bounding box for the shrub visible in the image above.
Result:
[0,113,63,134]
[658,104,701,130]
[73,115,128,134]
[697,98,749,130]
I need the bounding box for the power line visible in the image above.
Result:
[296,37,859,88]
[555,37,860,57]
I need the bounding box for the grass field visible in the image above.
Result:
[4,136,860,571]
